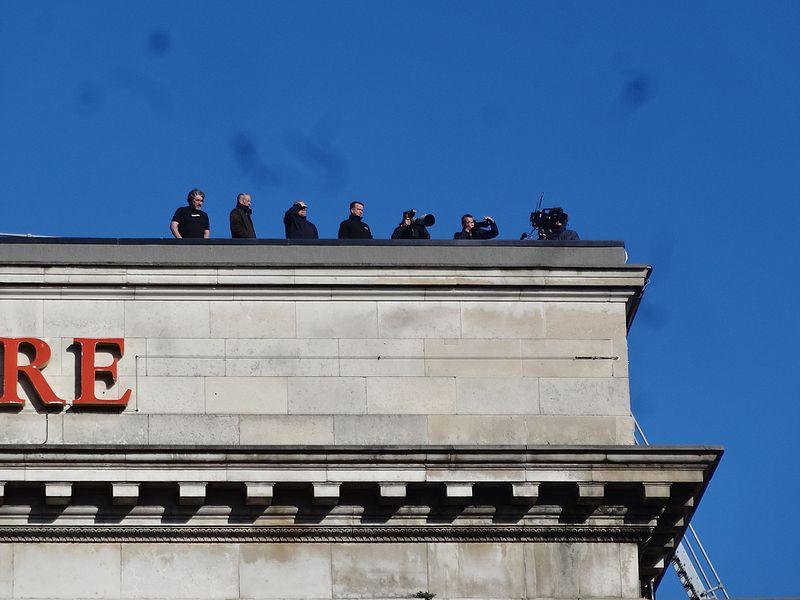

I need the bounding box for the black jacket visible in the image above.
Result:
[283,204,319,239]
[453,219,498,240]
[391,222,430,240]
[229,204,256,239]
[338,215,373,239]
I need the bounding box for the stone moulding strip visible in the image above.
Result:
[0,524,651,544]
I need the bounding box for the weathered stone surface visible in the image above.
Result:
[62,413,148,444]
[428,542,526,598]
[539,377,630,415]
[206,376,288,414]
[148,415,239,445]
[240,415,334,444]
[124,300,210,338]
[297,301,379,338]
[135,376,206,414]
[461,301,545,339]
[331,543,427,598]
[43,299,124,338]
[0,299,43,336]
[377,301,461,338]
[334,415,428,445]
[14,543,121,598]
[289,377,367,414]
[0,544,11,597]
[428,415,527,444]
[121,544,239,599]
[240,544,333,599]
[456,377,539,414]
[209,300,296,338]
[366,377,456,414]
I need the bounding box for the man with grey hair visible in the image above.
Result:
[229,192,256,239]
[171,188,210,239]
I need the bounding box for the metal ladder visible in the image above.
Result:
[633,418,730,600]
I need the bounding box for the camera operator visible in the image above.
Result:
[533,207,579,241]
[391,209,432,240]
[453,214,498,240]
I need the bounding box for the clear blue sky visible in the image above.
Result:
[2,2,799,596]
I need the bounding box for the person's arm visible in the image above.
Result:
[170,221,181,238]
[338,221,347,239]
[203,213,210,239]
[483,217,498,240]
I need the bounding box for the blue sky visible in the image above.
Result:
[2,1,799,596]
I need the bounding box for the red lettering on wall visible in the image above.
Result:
[72,338,131,407]
[0,337,67,407]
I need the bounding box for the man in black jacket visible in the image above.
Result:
[284,201,319,239]
[229,193,256,239]
[453,214,498,240]
[338,201,373,239]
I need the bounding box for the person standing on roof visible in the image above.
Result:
[171,188,210,239]
[284,201,319,239]
[229,193,256,239]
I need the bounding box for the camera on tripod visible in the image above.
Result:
[530,207,568,235]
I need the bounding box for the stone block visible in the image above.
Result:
[206,376,288,414]
[209,300,296,338]
[525,415,630,445]
[14,543,121,598]
[124,300,210,338]
[240,544,333,599]
[297,300,378,338]
[112,482,140,505]
[240,415,334,445]
[62,413,149,445]
[331,543,427,598]
[0,299,43,336]
[0,544,10,597]
[135,376,205,414]
[43,299,125,337]
[620,542,641,597]
[544,301,627,340]
[377,301,461,338]
[313,482,341,505]
[456,377,539,415]
[576,542,623,597]
[423,339,522,377]
[178,482,207,505]
[121,544,239,598]
[141,338,226,377]
[0,414,48,444]
[460,301,545,339]
[148,415,239,445]
[366,377,456,414]
[428,415,527,444]
[539,377,630,416]
[339,339,425,377]
[289,377,367,414]
[244,482,274,505]
[334,415,428,445]
[226,339,339,377]
[524,542,578,598]
[521,338,617,377]
[428,542,526,598]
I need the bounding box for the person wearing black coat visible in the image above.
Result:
[337,201,373,239]
[284,201,319,239]
[229,193,256,239]
[453,214,498,240]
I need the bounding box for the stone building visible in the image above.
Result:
[0,238,720,599]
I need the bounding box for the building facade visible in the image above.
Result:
[0,239,720,599]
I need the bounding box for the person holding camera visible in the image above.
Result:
[284,200,319,239]
[391,209,433,240]
[453,214,498,240]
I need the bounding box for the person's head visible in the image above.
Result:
[236,193,251,207]
[295,201,308,216]
[461,214,475,231]
[350,201,364,217]
[187,188,205,210]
